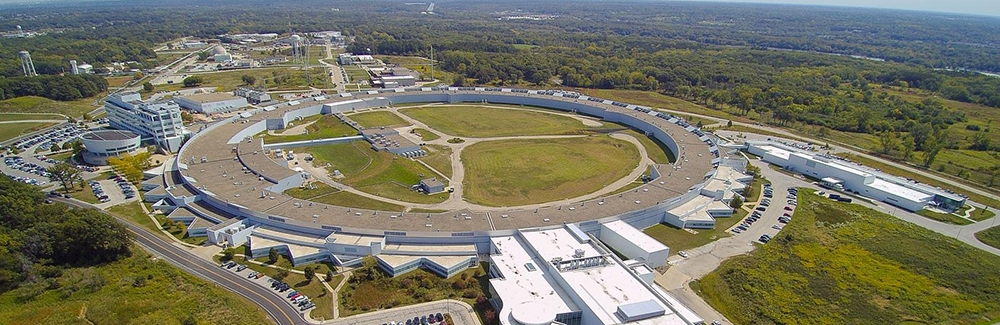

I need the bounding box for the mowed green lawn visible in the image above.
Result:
[418,144,453,179]
[0,247,271,325]
[398,105,595,137]
[462,135,640,206]
[347,111,409,128]
[302,140,447,204]
[0,113,65,122]
[693,191,1000,324]
[285,182,405,211]
[644,209,746,256]
[260,114,358,144]
[0,122,57,142]
[622,129,674,164]
[0,96,97,119]
[977,225,1000,250]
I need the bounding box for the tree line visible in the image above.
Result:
[0,73,108,101]
[0,175,131,294]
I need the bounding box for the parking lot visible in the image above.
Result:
[2,123,107,187]
[218,261,317,314]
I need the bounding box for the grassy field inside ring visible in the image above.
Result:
[398,105,598,137]
[462,135,640,206]
[347,111,410,128]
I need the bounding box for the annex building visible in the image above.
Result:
[747,141,966,211]
[174,92,248,114]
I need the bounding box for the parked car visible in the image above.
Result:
[678,251,689,258]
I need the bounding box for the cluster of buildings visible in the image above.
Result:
[234,87,272,104]
[369,67,418,88]
[746,141,965,212]
[336,53,377,65]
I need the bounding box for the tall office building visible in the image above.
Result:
[104,92,186,152]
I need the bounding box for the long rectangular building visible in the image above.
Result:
[104,92,186,152]
[747,141,966,211]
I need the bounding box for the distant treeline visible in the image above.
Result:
[0,74,108,101]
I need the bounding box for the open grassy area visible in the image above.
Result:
[347,111,410,128]
[462,135,639,206]
[399,105,598,137]
[976,225,1000,250]
[0,246,272,325]
[621,129,674,164]
[971,207,996,221]
[343,65,370,83]
[836,152,1000,208]
[260,114,358,144]
[0,113,65,122]
[105,76,134,88]
[160,67,332,93]
[0,96,98,119]
[303,140,447,204]
[644,209,746,256]
[411,128,440,141]
[339,259,491,319]
[0,122,57,142]
[417,144,452,179]
[285,182,405,211]
[693,190,1000,324]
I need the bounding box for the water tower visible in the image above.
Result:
[19,51,37,77]
[290,34,302,63]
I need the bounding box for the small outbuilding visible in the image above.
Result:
[419,178,445,194]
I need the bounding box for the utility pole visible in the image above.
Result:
[430,45,435,81]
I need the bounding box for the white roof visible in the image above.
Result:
[602,220,668,253]
[868,178,933,202]
[490,236,577,323]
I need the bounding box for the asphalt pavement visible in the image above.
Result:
[55,197,308,325]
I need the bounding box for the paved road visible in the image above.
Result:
[55,198,308,325]
[322,299,480,325]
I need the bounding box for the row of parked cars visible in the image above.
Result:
[12,125,85,151]
[3,156,50,181]
[761,187,798,243]
[113,175,136,200]
[385,313,446,325]
[89,180,113,203]
[220,260,317,312]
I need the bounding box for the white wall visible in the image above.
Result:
[600,221,669,268]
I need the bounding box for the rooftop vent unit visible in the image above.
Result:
[573,249,585,258]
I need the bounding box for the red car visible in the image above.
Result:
[784,206,793,211]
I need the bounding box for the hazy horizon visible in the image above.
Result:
[0,0,997,18]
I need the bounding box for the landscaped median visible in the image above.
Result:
[692,190,1000,324]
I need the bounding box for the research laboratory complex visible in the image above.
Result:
[97,86,964,325]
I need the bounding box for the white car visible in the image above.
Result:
[678,251,689,258]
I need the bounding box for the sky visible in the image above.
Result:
[688,0,1000,17]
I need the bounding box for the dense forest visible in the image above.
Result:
[0,176,132,295]
[0,74,108,101]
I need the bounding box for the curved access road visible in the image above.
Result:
[55,198,308,325]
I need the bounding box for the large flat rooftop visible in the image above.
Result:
[177,88,719,232]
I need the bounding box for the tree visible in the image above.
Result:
[273,269,288,282]
[876,131,900,155]
[451,75,466,87]
[971,131,991,151]
[222,247,235,261]
[197,52,209,61]
[71,140,84,156]
[730,196,743,209]
[62,141,74,150]
[325,270,334,282]
[107,152,150,184]
[268,247,278,264]
[142,82,154,92]
[82,113,92,122]
[241,75,257,86]
[183,76,204,87]
[304,266,315,282]
[923,135,945,167]
[46,163,82,193]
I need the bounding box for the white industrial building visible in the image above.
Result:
[174,93,248,114]
[747,141,966,211]
[488,225,703,325]
[79,130,142,165]
[104,92,186,152]
[599,220,670,268]
[337,53,377,65]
